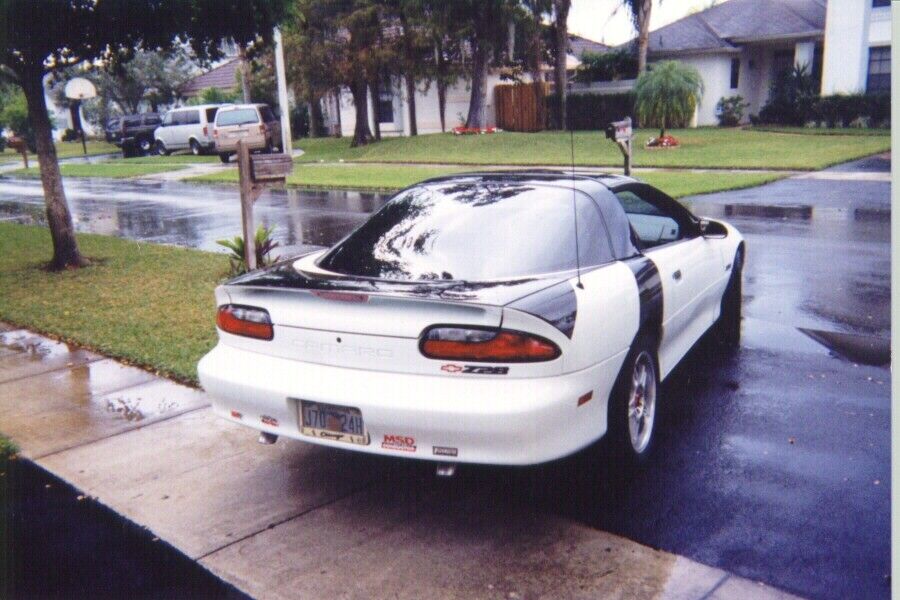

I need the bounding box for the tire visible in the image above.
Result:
[189,139,202,155]
[606,332,660,471]
[138,137,153,155]
[264,139,274,154]
[218,153,232,164]
[155,141,170,156]
[715,247,744,348]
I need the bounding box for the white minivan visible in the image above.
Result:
[154,104,226,155]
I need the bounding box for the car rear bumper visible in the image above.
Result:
[198,343,626,465]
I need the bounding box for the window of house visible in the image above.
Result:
[730,58,740,89]
[376,75,394,124]
[873,0,890,8]
[866,46,891,93]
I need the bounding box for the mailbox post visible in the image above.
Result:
[236,141,294,270]
[605,117,633,176]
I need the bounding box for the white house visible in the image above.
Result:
[325,34,608,136]
[643,0,891,126]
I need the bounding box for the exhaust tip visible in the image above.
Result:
[435,463,457,477]
[258,431,278,445]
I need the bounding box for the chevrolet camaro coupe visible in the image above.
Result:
[198,171,744,470]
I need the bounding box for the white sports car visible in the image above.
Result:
[198,172,744,469]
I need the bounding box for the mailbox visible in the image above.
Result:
[250,153,293,183]
[605,117,632,142]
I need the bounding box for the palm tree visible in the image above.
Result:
[634,60,703,140]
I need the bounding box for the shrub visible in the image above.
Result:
[811,93,889,128]
[546,92,635,130]
[61,128,80,142]
[575,49,638,83]
[0,136,6,152]
[867,93,890,127]
[216,225,280,276]
[634,60,704,137]
[758,65,818,125]
[716,96,748,127]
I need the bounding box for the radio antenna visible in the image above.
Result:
[570,126,584,289]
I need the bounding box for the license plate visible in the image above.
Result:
[298,400,369,446]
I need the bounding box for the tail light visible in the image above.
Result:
[420,327,560,363]
[216,305,273,340]
[213,128,218,138]
[258,124,266,134]
[203,126,208,137]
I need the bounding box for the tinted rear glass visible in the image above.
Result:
[205,107,219,122]
[216,108,259,126]
[318,182,613,281]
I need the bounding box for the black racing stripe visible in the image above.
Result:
[506,280,577,338]
[623,256,663,332]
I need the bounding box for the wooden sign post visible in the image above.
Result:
[236,140,294,270]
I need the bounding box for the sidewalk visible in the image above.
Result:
[0,323,802,600]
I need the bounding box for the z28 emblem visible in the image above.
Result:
[441,364,509,375]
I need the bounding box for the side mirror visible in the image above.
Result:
[699,218,728,238]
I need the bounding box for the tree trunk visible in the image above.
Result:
[21,69,87,269]
[636,0,652,74]
[333,90,342,137]
[308,96,325,138]
[369,80,382,141]
[552,0,571,130]
[435,41,447,132]
[405,75,417,136]
[350,79,372,147]
[238,45,252,103]
[465,38,489,129]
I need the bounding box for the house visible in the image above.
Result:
[642,0,891,125]
[326,33,608,137]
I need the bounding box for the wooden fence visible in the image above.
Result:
[494,82,548,132]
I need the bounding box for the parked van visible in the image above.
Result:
[213,104,281,163]
[155,104,224,156]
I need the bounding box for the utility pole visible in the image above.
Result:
[273,27,292,155]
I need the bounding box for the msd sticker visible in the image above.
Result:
[382,434,417,452]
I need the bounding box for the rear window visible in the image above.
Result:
[318,182,613,281]
[205,107,219,122]
[216,108,260,126]
[123,116,142,127]
[144,115,161,126]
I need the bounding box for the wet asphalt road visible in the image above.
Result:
[0,156,890,600]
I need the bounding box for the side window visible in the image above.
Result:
[144,115,161,126]
[614,186,694,248]
[576,195,615,268]
[184,110,200,125]
[171,111,186,126]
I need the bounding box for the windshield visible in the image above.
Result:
[318,181,611,281]
[216,108,259,126]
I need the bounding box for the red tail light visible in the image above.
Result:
[216,305,273,340]
[213,128,218,137]
[203,126,208,137]
[420,327,560,363]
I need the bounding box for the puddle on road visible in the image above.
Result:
[799,328,891,367]
[691,203,890,225]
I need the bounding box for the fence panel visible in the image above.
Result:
[494,82,548,132]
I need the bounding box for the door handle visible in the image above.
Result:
[672,269,683,281]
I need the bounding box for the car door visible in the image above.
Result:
[613,184,723,378]
[158,112,174,146]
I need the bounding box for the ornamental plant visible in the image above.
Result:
[634,60,704,141]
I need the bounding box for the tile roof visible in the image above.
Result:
[180,58,240,97]
[646,0,826,56]
[568,34,610,58]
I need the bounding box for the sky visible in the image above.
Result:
[568,0,723,47]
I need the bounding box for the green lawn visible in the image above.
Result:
[54,139,119,158]
[292,128,890,170]
[746,126,890,136]
[8,163,184,179]
[0,224,225,384]
[190,162,785,197]
[123,153,221,164]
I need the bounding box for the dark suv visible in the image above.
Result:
[111,113,162,157]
